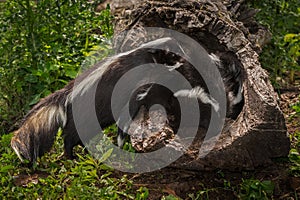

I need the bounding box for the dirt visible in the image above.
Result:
[125,166,293,199]
[13,171,48,187]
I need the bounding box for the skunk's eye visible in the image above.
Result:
[169,52,177,58]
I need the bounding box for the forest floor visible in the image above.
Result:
[11,87,300,199]
[109,88,300,199]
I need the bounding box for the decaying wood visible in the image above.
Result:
[99,0,289,170]
[128,106,175,152]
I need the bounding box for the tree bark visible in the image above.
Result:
[99,0,290,170]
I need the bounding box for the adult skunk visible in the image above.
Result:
[11,37,243,164]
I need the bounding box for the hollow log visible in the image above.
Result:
[100,0,290,170]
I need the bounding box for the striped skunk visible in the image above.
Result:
[11,37,243,164]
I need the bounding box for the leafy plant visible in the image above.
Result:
[239,179,275,200]
[0,131,149,199]
[289,147,300,176]
[289,130,300,176]
[161,195,181,200]
[136,187,149,200]
[249,0,300,88]
[291,95,300,115]
[187,182,218,200]
[0,0,113,134]
[283,33,300,83]
[102,123,136,153]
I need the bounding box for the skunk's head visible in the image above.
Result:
[209,52,244,119]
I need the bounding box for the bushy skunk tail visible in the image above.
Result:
[11,86,70,163]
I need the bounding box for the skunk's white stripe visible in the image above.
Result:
[228,84,243,106]
[34,144,39,162]
[229,64,237,74]
[58,106,67,127]
[48,107,57,129]
[136,85,153,101]
[46,106,67,130]
[140,37,173,49]
[174,86,219,112]
[69,37,175,102]
[70,59,112,101]
[165,62,183,71]
[11,143,24,162]
[70,47,139,101]
[209,53,221,67]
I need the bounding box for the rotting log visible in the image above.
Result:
[99,0,290,170]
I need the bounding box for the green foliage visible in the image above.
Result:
[0,132,150,199]
[103,123,118,138]
[250,0,300,87]
[0,0,113,134]
[0,1,299,199]
[103,124,136,153]
[289,147,300,176]
[136,187,149,200]
[289,96,300,176]
[289,131,300,176]
[291,95,300,115]
[239,179,275,200]
[161,195,181,200]
[187,175,276,200]
[0,133,24,199]
[188,182,218,200]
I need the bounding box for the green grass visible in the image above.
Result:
[4,127,295,199]
[0,132,149,199]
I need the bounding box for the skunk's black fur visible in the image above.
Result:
[11,38,244,164]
